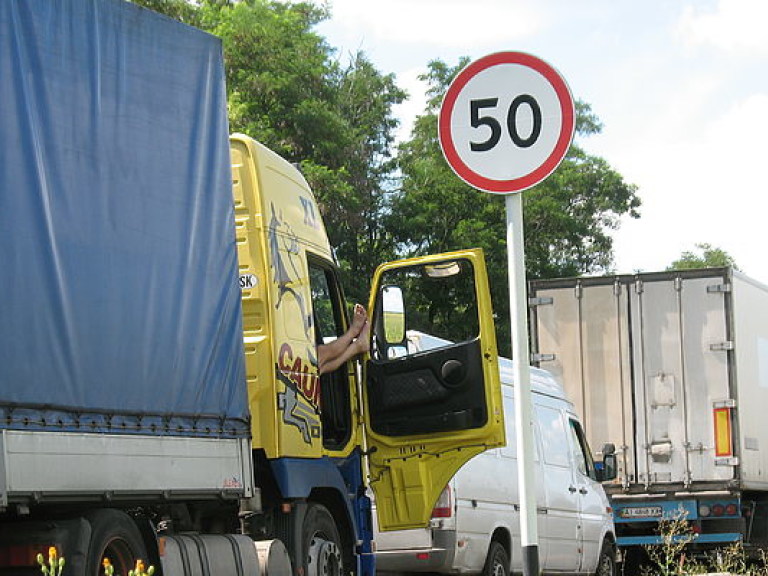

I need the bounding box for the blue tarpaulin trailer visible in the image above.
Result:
[0,0,247,438]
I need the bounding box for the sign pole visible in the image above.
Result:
[506,192,539,576]
[438,51,575,576]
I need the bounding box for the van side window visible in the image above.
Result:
[499,397,539,461]
[500,398,517,459]
[536,406,570,468]
[568,418,597,480]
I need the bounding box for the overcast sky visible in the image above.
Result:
[316,0,768,284]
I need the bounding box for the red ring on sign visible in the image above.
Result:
[438,51,575,194]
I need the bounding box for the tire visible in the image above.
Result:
[302,503,344,576]
[482,541,510,576]
[594,540,617,576]
[84,509,149,576]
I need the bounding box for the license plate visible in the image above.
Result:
[619,506,663,519]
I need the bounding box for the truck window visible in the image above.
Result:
[372,258,479,359]
[308,261,352,449]
[366,256,492,437]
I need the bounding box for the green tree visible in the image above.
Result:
[390,59,641,355]
[667,243,738,271]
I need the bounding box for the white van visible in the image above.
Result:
[373,332,617,576]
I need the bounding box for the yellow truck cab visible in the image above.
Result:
[231,134,505,574]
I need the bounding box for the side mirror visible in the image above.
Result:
[598,443,617,482]
[381,285,406,344]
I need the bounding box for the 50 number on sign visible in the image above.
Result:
[470,96,542,152]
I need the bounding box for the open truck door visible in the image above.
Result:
[363,249,505,531]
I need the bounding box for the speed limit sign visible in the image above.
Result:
[438,51,575,194]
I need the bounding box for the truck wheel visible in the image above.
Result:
[482,541,510,576]
[85,509,148,576]
[302,503,343,576]
[594,540,617,576]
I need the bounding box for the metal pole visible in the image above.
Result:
[506,192,539,576]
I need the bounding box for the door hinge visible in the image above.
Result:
[713,399,736,409]
[528,296,553,307]
[531,353,556,363]
[715,457,739,466]
[707,283,732,294]
[710,341,734,352]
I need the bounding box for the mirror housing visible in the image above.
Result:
[597,443,617,482]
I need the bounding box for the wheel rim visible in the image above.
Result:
[100,538,137,575]
[307,535,342,576]
[491,559,506,576]
[597,550,614,576]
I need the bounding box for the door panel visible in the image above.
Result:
[536,404,580,572]
[567,418,606,572]
[680,277,732,482]
[364,249,505,531]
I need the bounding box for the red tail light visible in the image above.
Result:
[431,485,452,518]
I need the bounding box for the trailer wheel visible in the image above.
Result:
[85,509,148,576]
[482,541,510,576]
[594,540,617,576]
[302,503,343,576]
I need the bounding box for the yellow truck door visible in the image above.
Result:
[363,249,505,531]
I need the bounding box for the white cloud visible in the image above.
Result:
[326,0,543,47]
[678,0,768,54]
[609,91,768,276]
[391,67,429,143]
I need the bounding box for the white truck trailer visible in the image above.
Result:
[529,267,768,555]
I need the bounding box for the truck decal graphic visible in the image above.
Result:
[300,195,320,229]
[276,343,321,444]
[268,203,312,338]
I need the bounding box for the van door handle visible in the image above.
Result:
[579,488,588,495]
[568,486,577,493]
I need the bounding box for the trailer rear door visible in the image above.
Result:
[631,275,734,486]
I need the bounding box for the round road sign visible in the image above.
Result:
[438,51,575,194]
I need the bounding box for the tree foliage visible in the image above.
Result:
[667,243,738,271]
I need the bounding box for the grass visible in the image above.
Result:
[36,549,154,576]
[631,510,768,576]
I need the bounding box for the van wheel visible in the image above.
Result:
[482,541,510,576]
[84,509,148,576]
[595,540,617,576]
